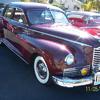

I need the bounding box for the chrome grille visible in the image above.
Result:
[92,47,100,70]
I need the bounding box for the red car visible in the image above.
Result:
[0,2,100,88]
[66,11,100,27]
[66,11,100,37]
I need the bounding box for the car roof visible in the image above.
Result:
[9,2,63,11]
[69,11,100,16]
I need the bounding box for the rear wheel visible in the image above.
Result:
[33,56,51,85]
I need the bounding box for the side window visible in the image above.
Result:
[4,7,14,19]
[41,10,53,23]
[13,8,27,24]
[41,10,52,20]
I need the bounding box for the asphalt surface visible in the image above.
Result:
[0,44,100,100]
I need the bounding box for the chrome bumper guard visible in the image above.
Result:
[52,76,93,88]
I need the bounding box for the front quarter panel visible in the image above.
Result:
[17,33,72,75]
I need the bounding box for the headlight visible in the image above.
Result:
[65,54,74,65]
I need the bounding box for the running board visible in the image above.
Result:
[2,39,29,64]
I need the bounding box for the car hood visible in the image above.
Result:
[31,23,100,47]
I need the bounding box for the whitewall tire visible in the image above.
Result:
[33,56,50,84]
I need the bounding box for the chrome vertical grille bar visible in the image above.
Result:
[92,47,100,70]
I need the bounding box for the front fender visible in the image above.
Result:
[18,34,90,75]
[19,34,71,75]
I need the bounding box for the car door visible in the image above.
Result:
[3,6,32,63]
[3,6,19,51]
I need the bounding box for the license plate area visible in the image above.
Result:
[94,72,100,85]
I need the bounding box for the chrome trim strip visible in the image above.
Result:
[16,25,91,47]
[92,48,95,70]
[52,76,93,88]
[3,39,22,56]
[2,39,29,64]
[28,28,92,47]
[92,47,100,70]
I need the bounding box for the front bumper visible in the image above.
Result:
[52,76,93,88]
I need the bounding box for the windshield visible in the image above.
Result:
[27,9,69,25]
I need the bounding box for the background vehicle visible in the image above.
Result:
[66,11,100,37]
[66,11,100,27]
[0,2,100,88]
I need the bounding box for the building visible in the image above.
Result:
[56,0,82,11]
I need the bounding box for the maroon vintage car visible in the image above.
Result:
[0,2,100,88]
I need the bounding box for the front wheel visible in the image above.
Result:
[33,56,51,85]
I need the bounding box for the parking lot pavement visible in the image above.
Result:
[0,44,100,100]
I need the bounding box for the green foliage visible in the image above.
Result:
[20,0,32,2]
[37,0,47,3]
[20,0,24,1]
[95,0,100,11]
[52,1,64,9]
[82,0,100,11]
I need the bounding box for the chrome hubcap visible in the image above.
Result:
[37,61,47,79]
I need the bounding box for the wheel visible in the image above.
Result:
[33,56,51,85]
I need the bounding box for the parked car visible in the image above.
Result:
[66,11,100,38]
[0,2,100,88]
[66,11,100,27]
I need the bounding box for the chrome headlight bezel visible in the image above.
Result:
[65,54,74,65]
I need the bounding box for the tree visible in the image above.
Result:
[20,0,32,2]
[37,0,53,4]
[37,0,48,3]
[82,0,100,11]
[52,1,65,9]
[49,0,53,3]
[95,0,100,11]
